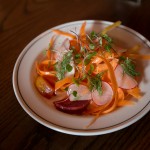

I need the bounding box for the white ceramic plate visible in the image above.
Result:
[13,20,150,136]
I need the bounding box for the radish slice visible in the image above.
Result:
[92,81,113,105]
[68,84,92,101]
[114,65,138,89]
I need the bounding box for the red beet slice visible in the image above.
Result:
[53,98,90,114]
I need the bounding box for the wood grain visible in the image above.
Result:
[0,0,150,150]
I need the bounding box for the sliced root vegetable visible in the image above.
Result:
[35,76,54,98]
[80,21,86,41]
[127,87,141,99]
[114,65,138,89]
[46,35,56,59]
[68,84,92,101]
[91,56,103,64]
[101,21,121,34]
[36,62,56,76]
[117,88,125,102]
[118,100,134,106]
[54,98,90,114]
[97,56,118,114]
[92,81,113,105]
[55,77,73,91]
[93,58,118,74]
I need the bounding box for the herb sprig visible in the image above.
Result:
[120,57,140,77]
[101,34,113,52]
[55,50,73,80]
[84,51,97,65]
[87,73,103,95]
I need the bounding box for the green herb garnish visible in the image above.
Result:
[87,73,103,95]
[120,57,140,77]
[88,64,95,75]
[104,43,112,52]
[102,34,112,43]
[80,46,86,53]
[84,52,97,65]
[72,91,77,97]
[55,50,73,80]
[89,43,95,50]
[75,53,81,59]
[74,53,82,64]
[66,64,73,72]
[90,31,97,39]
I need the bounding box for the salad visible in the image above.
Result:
[35,21,150,127]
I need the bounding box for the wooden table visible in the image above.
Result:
[1,0,150,149]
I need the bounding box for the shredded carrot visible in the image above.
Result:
[118,100,134,106]
[55,77,73,91]
[93,58,118,75]
[46,36,56,59]
[127,87,141,99]
[80,22,86,41]
[36,62,56,76]
[53,29,76,39]
[101,21,121,34]
[40,60,56,65]
[118,88,124,101]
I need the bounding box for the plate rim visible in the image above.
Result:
[13,20,150,136]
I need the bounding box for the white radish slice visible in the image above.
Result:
[92,81,113,106]
[68,84,92,101]
[114,65,138,89]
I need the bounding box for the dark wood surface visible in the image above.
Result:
[1,0,150,149]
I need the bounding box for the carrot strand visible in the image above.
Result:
[53,29,76,39]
